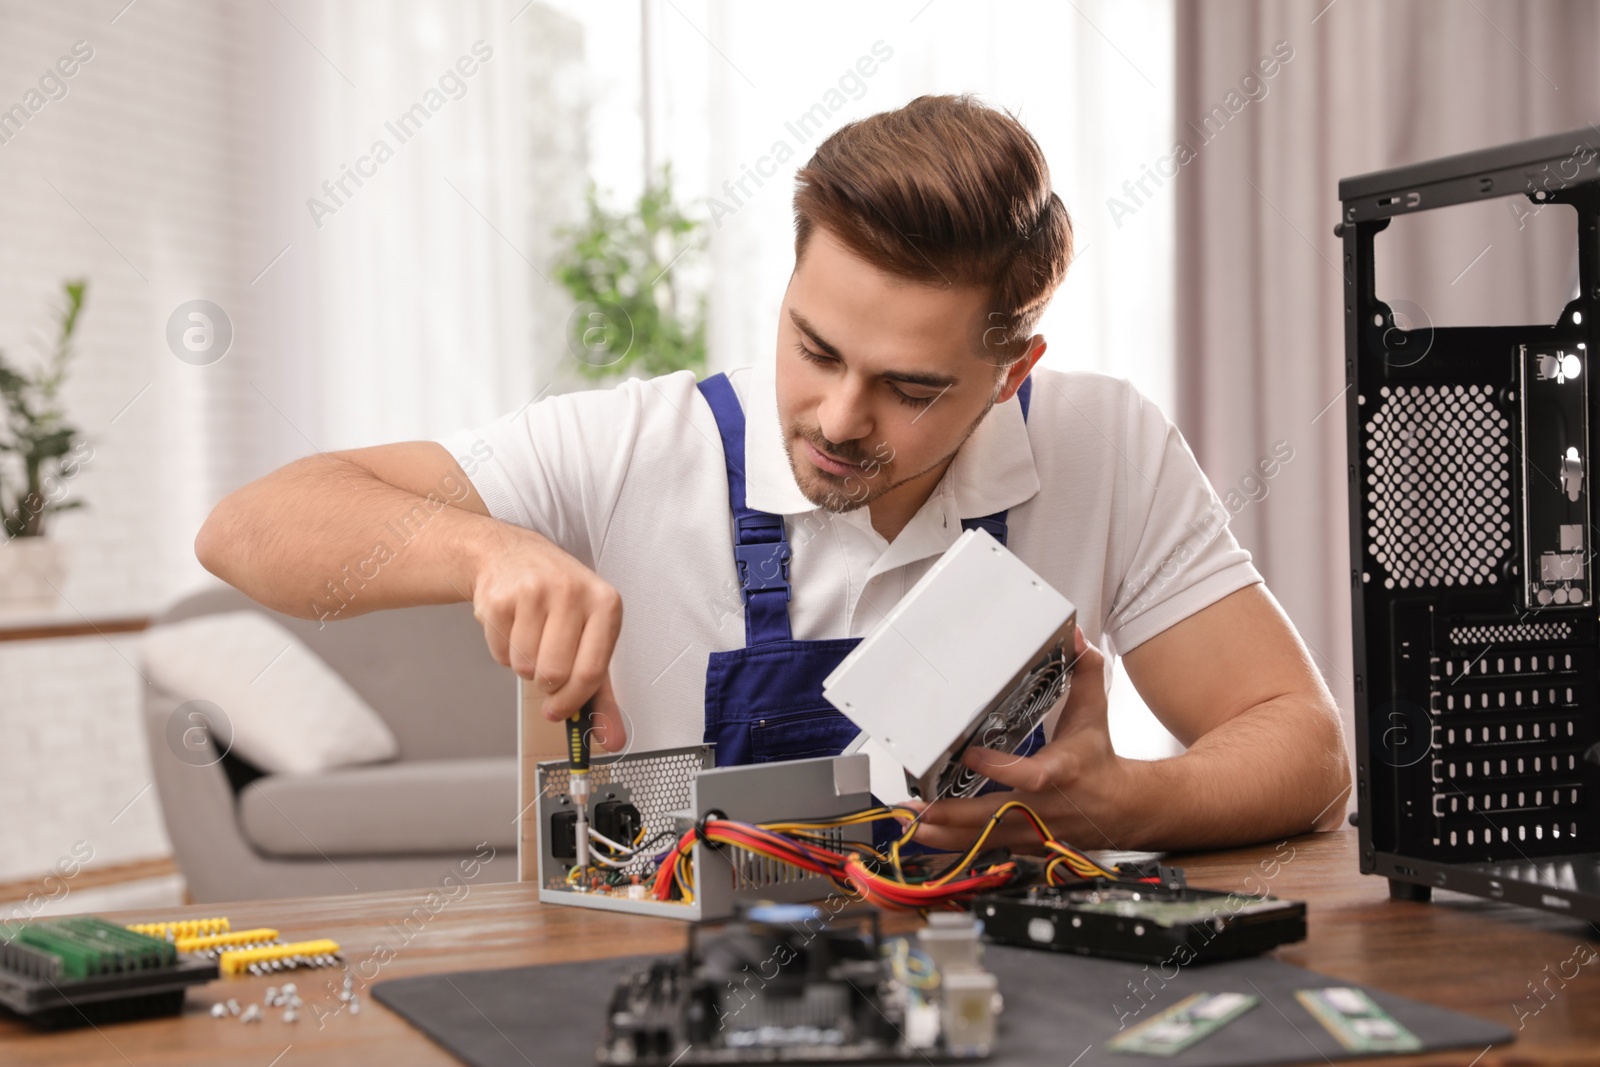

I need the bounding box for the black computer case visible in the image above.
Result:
[1340,126,1600,921]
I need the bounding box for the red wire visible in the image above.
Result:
[646,817,1104,908]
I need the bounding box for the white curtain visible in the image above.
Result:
[248,0,588,457]
[1174,0,1600,776]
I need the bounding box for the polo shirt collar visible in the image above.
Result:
[740,356,1041,533]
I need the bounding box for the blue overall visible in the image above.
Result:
[696,371,1043,789]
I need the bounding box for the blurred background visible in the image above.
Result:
[0,0,1593,908]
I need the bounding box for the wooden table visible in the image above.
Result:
[1,827,1596,1066]
[0,602,150,642]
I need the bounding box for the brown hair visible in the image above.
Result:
[792,93,1073,364]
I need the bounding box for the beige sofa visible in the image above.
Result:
[141,586,518,902]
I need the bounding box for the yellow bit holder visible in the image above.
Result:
[219,939,342,976]
[126,917,231,940]
[175,928,281,953]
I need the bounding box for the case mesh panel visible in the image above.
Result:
[1364,384,1511,589]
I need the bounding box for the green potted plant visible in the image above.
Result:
[0,278,91,604]
[553,164,707,380]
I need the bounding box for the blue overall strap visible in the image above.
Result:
[696,373,794,645]
[961,374,1034,547]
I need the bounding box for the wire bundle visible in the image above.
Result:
[566,825,680,890]
[645,800,1159,911]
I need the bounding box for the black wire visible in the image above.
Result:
[599,829,676,859]
[911,804,1049,885]
[694,810,726,851]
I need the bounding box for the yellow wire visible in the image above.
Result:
[673,839,696,903]
[760,807,901,834]
[923,801,1053,887]
[648,801,1125,904]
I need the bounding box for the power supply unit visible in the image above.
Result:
[535,749,875,921]
[822,527,1078,804]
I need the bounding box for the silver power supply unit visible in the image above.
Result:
[823,527,1078,802]
[534,751,874,921]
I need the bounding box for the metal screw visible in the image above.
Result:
[240,1004,262,1023]
[210,1003,228,1019]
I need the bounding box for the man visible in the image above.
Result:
[198,94,1349,854]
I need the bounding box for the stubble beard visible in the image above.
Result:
[781,398,994,515]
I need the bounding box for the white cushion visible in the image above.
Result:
[141,611,399,775]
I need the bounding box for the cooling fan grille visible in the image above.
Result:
[934,644,1073,800]
[1363,383,1511,589]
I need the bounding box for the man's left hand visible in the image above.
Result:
[903,627,1138,853]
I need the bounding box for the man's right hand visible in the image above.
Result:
[469,522,627,748]
[197,440,628,749]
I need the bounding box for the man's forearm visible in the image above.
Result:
[1116,695,1351,851]
[196,453,501,621]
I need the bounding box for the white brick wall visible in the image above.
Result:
[0,0,263,883]
[0,0,585,886]
[0,634,168,883]
[0,0,266,608]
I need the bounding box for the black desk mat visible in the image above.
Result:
[372,943,1512,1067]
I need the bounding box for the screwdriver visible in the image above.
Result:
[567,698,594,870]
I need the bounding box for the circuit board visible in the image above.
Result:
[0,917,218,1028]
[596,905,999,1063]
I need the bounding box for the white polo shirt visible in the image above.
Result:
[435,358,1262,753]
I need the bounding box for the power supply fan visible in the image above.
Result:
[933,643,1073,800]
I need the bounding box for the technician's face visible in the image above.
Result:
[776,226,1023,514]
